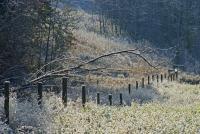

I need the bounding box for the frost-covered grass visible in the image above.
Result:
[53,102,200,134]
[0,82,199,133]
[52,82,200,133]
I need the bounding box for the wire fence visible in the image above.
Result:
[0,71,182,125]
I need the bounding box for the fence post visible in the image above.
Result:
[164,73,167,79]
[161,74,163,83]
[82,85,86,107]
[38,82,43,105]
[108,94,112,106]
[170,74,173,81]
[136,81,138,89]
[152,75,155,81]
[4,81,10,124]
[97,92,100,105]
[157,75,159,83]
[142,78,145,88]
[120,93,123,105]
[62,77,68,106]
[173,74,175,81]
[128,84,131,94]
[148,75,150,85]
[175,72,178,80]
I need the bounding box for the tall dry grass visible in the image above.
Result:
[0,82,199,133]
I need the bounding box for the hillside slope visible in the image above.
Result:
[67,0,200,74]
[58,10,171,89]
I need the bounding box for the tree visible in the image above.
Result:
[0,0,77,83]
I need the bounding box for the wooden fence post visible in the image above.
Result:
[157,75,159,83]
[82,85,86,107]
[38,82,43,105]
[152,75,155,81]
[136,81,138,89]
[4,81,10,124]
[120,93,123,105]
[97,92,100,105]
[128,84,131,94]
[148,75,150,85]
[173,74,175,81]
[142,78,145,88]
[62,77,68,106]
[164,73,167,79]
[175,72,178,80]
[108,94,112,106]
[161,74,163,83]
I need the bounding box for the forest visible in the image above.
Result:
[76,0,200,73]
[0,0,200,133]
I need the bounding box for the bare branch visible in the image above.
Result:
[30,57,81,79]
[29,48,158,83]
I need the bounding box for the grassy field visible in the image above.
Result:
[52,82,200,134]
[1,81,199,133]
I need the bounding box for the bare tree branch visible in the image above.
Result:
[29,48,159,83]
[30,57,81,79]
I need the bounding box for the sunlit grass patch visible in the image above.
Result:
[53,101,200,133]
